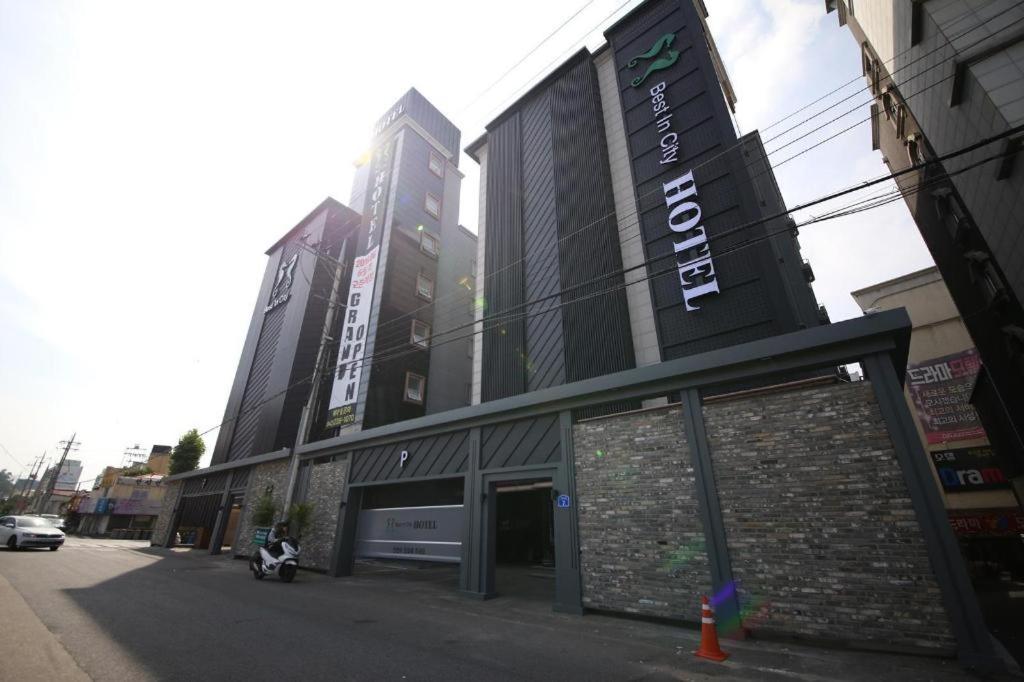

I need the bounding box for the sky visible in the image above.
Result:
[0,0,936,487]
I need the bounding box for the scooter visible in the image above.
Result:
[250,536,300,583]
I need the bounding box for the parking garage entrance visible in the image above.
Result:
[493,479,555,602]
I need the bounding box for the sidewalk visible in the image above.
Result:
[0,572,90,681]
[290,559,1022,681]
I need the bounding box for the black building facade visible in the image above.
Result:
[210,198,362,466]
[466,0,824,406]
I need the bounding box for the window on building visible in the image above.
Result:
[416,272,434,301]
[425,193,441,219]
[906,134,925,166]
[404,372,426,404]
[428,150,445,178]
[411,319,431,348]
[420,231,440,258]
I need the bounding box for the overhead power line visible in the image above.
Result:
[344,6,1024,343]
[195,124,1022,441]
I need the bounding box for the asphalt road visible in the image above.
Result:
[0,538,993,681]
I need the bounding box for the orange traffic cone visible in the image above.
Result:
[694,595,729,662]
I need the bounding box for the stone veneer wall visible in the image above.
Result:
[151,480,182,546]
[300,456,349,571]
[574,405,711,619]
[703,380,955,652]
[232,459,290,557]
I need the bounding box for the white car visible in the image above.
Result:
[0,515,66,551]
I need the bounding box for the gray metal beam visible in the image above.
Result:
[863,353,1001,671]
[680,388,743,637]
[291,311,910,461]
[459,429,482,595]
[328,457,359,578]
[553,410,583,614]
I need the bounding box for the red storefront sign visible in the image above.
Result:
[948,510,1024,537]
[906,349,986,444]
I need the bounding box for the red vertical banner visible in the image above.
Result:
[906,348,986,444]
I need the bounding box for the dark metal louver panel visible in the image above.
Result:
[480,415,561,470]
[349,430,470,484]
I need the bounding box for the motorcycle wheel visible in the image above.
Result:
[279,563,297,583]
[250,555,264,580]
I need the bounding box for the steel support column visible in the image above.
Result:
[553,410,583,614]
[328,456,359,578]
[863,353,1001,671]
[680,388,743,635]
[459,428,485,596]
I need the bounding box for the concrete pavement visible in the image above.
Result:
[0,537,1014,680]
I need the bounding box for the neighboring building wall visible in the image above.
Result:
[231,460,291,557]
[300,456,349,571]
[852,268,1019,511]
[573,380,956,652]
[829,0,1024,484]
[151,480,182,547]
[574,405,711,618]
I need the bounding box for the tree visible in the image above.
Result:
[287,502,315,538]
[169,429,206,475]
[0,469,15,499]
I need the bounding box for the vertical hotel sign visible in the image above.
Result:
[326,139,395,428]
[619,28,719,311]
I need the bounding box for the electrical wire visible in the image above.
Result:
[195,126,1021,440]
[348,8,1024,342]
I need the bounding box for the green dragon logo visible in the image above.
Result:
[626,32,679,87]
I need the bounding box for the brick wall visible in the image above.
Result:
[150,480,182,546]
[572,381,955,653]
[703,381,955,652]
[232,460,290,557]
[574,405,711,619]
[301,456,349,570]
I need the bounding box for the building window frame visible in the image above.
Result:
[428,150,445,178]
[425,193,441,219]
[416,272,434,301]
[420,231,440,258]
[404,372,426,405]
[411,319,431,348]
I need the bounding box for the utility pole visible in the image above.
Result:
[37,434,79,514]
[283,235,350,514]
[121,444,147,470]
[16,453,43,498]
[17,453,46,512]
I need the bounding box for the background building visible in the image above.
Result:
[174,90,477,551]
[326,88,477,433]
[853,266,1023,661]
[826,0,1024,511]
[209,198,363,466]
[75,446,172,537]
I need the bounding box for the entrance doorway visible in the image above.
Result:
[493,479,554,602]
[220,494,243,551]
[172,493,220,549]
